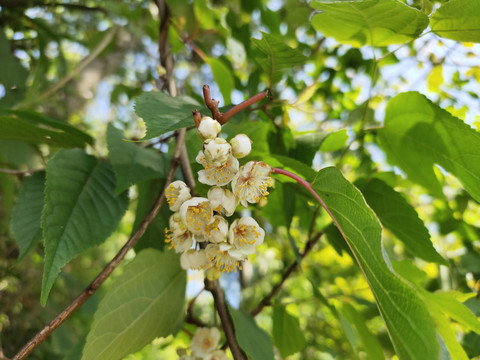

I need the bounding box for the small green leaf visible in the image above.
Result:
[310,167,439,360]
[272,306,306,357]
[11,172,45,263]
[0,114,92,148]
[392,260,430,288]
[431,311,469,360]
[319,129,349,152]
[339,303,385,360]
[310,0,429,47]
[431,0,480,43]
[81,249,186,360]
[380,91,480,202]
[229,306,275,360]
[107,124,167,194]
[206,57,234,104]
[294,131,329,165]
[41,149,128,305]
[423,291,480,335]
[251,32,307,84]
[356,178,447,265]
[134,92,202,140]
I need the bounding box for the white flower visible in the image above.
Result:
[165,180,191,212]
[203,350,230,360]
[197,151,239,186]
[180,249,209,270]
[203,138,231,167]
[207,186,237,216]
[165,215,193,253]
[179,197,213,234]
[191,327,221,357]
[206,243,245,273]
[231,161,273,208]
[228,216,265,258]
[230,134,252,159]
[198,116,222,140]
[195,215,229,243]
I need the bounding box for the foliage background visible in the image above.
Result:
[1,0,480,359]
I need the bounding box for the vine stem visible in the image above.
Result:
[203,84,268,124]
[250,232,322,317]
[11,129,186,360]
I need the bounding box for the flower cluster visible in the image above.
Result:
[164,116,273,276]
[177,327,229,360]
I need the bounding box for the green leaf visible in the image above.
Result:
[228,306,275,360]
[272,306,306,357]
[294,131,329,165]
[206,57,234,104]
[339,303,385,360]
[431,311,469,360]
[81,249,186,360]
[133,179,171,252]
[319,129,349,152]
[41,149,128,305]
[356,178,447,265]
[106,124,167,194]
[134,92,201,140]
[11,172,45,263]
[310,167,439,360]
[391,260,430,288]
[430,0,480,43]
[423,291,480,335]
[0,114,92,148]
[310,0,429,47]
[251,32,307,84]
[0,30,28,107]
[379,91,480,202]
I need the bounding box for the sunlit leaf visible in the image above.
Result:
[356,178,447,265]
[319,129,349,152]
[310,0,429,47]
[206,57,234,104]
[251,32,306,84]
[107,124,167,194]
[380,91,480,202]
[135,92,202,140]
[11,172,45,262]
[229,306,275,360]
[310,167,439,360]
[41,149,128,305]
[431,0,480,43]
[81,249,186,360]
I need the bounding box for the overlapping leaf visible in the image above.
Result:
[431,0,480,43]
[229,306,275,360]
[106,124,167,194]
[380,92,480,202]
[310,0,429,47]
[41,149,128,305]
[356,178,446,265]
[134,92,202,140]
[251,32,306,84]
[11,172,45,262]
[310,167,439,360]
[82,249,186,360]
[272,306,306,357]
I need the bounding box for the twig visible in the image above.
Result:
[17,25,118,107]
[205,280,246,360]
[11,129,186,360]
[185,288,206,327]
[203,85,269,124]
[0,168,43,175]
[250,233,322,317]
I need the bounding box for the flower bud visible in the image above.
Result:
[165,180,191,212]
[208,186,237,216]
[198,116,221,140]
[230,134,252,159]
[203,138,231,167]
[180,249,209,270]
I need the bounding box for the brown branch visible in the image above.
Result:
[184,288,206,327]
[11,129,186,360]
[203,85,269,125]
[250,233,322,317]
[205,280,246,360]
